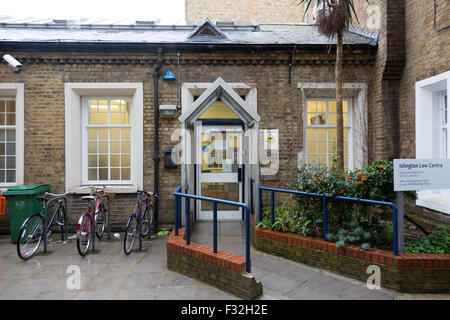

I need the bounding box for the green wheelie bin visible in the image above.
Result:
[3,184,52,243]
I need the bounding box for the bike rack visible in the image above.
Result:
[42,193,69,253]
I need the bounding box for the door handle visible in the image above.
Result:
[238,167,242,182]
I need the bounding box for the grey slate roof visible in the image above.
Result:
[0,17,378,47]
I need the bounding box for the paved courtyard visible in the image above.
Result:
[0,227,448,300]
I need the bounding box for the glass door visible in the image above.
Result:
[196,125,243,220]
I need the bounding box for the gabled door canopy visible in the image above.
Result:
[179,77,260,127]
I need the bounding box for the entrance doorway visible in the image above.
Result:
[196,124,243,220]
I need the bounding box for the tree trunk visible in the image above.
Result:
[335,31,344,171]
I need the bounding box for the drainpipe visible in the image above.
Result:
[153,48,163,233]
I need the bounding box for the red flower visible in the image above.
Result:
[346,177,352,180]
[338,189,345,194]
[357,181,363,185]
[378,165,384,169]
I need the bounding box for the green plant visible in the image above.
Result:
[405,226,450,254]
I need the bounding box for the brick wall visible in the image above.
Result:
[253,226,450,293]
[0,50,375,231]
[167,227,263,299]
[186,0,377,29]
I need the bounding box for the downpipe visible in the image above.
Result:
[153,48,163,233]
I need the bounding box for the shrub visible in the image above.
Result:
[405,226,450,254]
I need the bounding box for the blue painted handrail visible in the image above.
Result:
[173,185,252,273]
[258,185,399,256]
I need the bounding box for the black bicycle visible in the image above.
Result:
[76,186,110,256]
[17,192,70,260]
[123,190,158,255]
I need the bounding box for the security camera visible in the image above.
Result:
[3,54,22,72]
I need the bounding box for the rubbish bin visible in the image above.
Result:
[3,184,52,243]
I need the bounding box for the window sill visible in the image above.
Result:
[70,185,138,194]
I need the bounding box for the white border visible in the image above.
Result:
[0,83,24,191]
[65,83,143,193]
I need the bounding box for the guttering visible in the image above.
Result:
[153,48,163,233]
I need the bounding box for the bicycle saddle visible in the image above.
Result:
[81,196,96,201]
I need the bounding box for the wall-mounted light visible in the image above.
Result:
[159,104,178,118]
[2,54,22,73]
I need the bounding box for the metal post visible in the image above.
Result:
[245,206,251,273]
[250,179,254,215]
[396,191,404,253]
[393,205,399,256]
[270,190,275,231]
[43,204,47,253]
[213,202,217,253]
[91,204,96,252]
[258,186,263,222]
[185,197,190,245]
[323,196,328,241]
[175,194,179,236]
[139,206,143,251]
[106,195,111,240]
[63,197,68,241]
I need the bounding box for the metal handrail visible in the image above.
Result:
[173,185,252,273]
[257,185,399,256]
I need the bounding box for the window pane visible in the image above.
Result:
[88,129,97,141]
[121,112,129,124]
[88,142,97,154]
[0,170,4,182]
[122,128,131,140]
[110,155,120,167]
[111,113,121,125]
[343,101,348,113]
[121,168,130,180]
[317,129,327,141]
[0,157,4,168]
[310,113,325,125]
[88,155,97,167]
[0,101,4,112]
[6,156,15,169]
[328,129,336,141]
[6,100,15,113]
[328,141,337,153]
[6,114,15,125]
[99,168,108,180]
[307,101,316,113]
[99,155,108,167]
[121,155,130,167]
[110,128,120,140]
[329,101,336,113]
[88,169,97,180]
[88,100,98,124]
[0,143,4,155]
[329,113,336,125]
[121,141,130,153]
[344,113,348,125]
[317,101,326,113]
[0,130,4,142]
[99,128,108,140]
[6,170,15,183]
[110,142,120,154]
[110,100,121,113]
[307,141,316,153]
[344,128,349,140]
[0,114,4,125]
[99,141,108,153]
[6,130,15,142]
[6,143,15,155]
[317,141,327,154]
[307,155,317,164]
[110,168,120,180]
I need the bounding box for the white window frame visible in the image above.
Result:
[304,98,354,170]
[0,84,24,191]
[81,96,133,185]
[415,70,450,214]
[65,83,143,194]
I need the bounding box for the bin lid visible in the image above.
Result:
[3,184,52,196]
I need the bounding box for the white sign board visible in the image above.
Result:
[264,129,278,150]
[394,159,450,191]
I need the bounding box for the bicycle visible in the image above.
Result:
[123,190,158,255]
[17,192,70,260]
[76,185,111,256]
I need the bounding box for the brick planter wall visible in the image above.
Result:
[253,226,450,293]
[167,227,263,299]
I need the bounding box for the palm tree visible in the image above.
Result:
[299,0,364,171]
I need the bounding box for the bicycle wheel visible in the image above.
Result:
[76,213,91,257]
[95,204,105,240]
[123,214,137,255]
[142,205,154,238]
[17,214,44,260]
